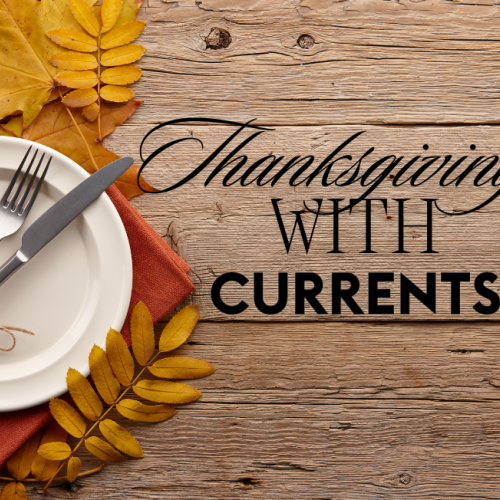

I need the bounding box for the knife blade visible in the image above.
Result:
[0,156,134,287]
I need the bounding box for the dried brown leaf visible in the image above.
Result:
[23,99,156,200]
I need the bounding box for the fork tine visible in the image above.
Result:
[9,150,38,211]
[20,156,51,217]
[1,146,32,207]
[16,152,46,214]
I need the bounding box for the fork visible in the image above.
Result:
[0,146,52,242]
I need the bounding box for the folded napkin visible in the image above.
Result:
[0,185,195,467]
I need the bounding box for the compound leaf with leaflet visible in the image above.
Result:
[49,398,86,438]
[66,368,103,421]
[159,305,200,353]
[85,436,125,463]
[7,432,41,481]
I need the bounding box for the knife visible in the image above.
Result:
[0,156,134,287]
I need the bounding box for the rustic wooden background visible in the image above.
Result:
[40,0,500,497]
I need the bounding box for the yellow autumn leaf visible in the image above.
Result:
[159,305,200,353]
[66,457,81,483]
[101,0,123,33]
[55,70,98,89]
[7,431,40,481]
[115,0,143,27]
[133,380,202,404]
[31,420,67,481]
[0,0,66,128]
[82,102,100,122]
[50,52,98,71]
[46,29,98,52]
[49,398,86,438]
[99,419,143,458]
[101,65,142,85]
[0,116,23,138]
[85,436,125,463]
[100,85,135,103]
[89,344,121,404]
[117,399,177,423]
[130,301,155,366]
[66,368,103,421]
[37,442,71,461]
[106,328,135,386]
[101,44,145,66]
[62,88,98,107]
[149,357,217,380]
[69,0,100,37]
[0,482,27,500]
[101,21,146,50]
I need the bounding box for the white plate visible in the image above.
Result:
[0,137,133,412]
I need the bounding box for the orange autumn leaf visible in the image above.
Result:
[7,432,41,481]
[66,457,81,483]
[37,442,71,461]
[22,99,156,200]
[85,437,125,463]
[0,482,27,500]
[31,421,67,481]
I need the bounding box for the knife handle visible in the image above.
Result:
[0,252,26,287]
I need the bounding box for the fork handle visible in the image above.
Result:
[0,252,26,287]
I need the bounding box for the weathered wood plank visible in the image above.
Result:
[30,321,500,499]
[129,0,500,126]
[107,124,500,320]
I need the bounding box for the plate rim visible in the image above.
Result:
[0,136,133,412]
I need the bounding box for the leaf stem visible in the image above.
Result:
[0,463,105,484]
[0,124,20,138]
[43,350,163,495]
[97,34,102,143]
[56,88,99,172]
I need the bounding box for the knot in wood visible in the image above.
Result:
[205,28,232,50]
[297,34,315,49]
[399,473,412,485]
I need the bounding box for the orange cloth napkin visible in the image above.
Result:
[0,185,195,467]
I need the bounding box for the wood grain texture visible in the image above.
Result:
[108,124,500,320]
[29,322,500,499]
[26,0,500,497]
[132,0,500,126]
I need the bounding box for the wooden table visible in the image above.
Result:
[54,0,500,497]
